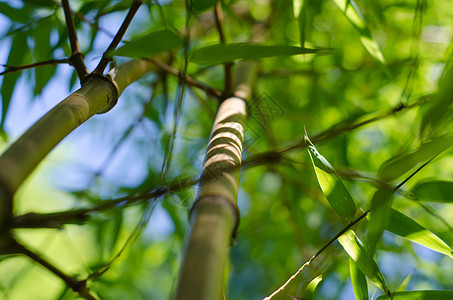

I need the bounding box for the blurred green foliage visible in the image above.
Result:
[0,0,452,299]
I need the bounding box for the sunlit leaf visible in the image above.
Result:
[190,44,328,64]
[420,55,453,137]
[113,29,183,58]
[387,209,453,259]
[350,258,368,300]
[396,273,412,292]
[378,135,453,182]
[300,274,323,300]
[377,290,453,299]
[306,135,356,220]
[338,230,389,293]
[411,180,453,203]
[191,0,218,13]
[367,188,393,254]
[293,0,304,17]
[332,0,386,66]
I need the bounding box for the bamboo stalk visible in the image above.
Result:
[174,61,257,300]
[0,57,165,231]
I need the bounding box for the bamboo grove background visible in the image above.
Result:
[0,0,453,299]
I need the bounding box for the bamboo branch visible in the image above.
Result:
[61,0,89,80]
[16,241,96,300]
[12,177,196,228]
[0,58,69,76]
[94,0,143,74]
[146,58,222,99]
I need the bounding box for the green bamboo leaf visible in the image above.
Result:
[190,44,328,64]
[113,29,183,58]
[300,274,323,300]
[332,0,386,66]
[294,0,307,47]
[338,230,389,293]
[367,188,393,254]
[349,258,368,300]
[411,180,453,203]
[293,0,304,17]
[0,3,30,23]
[191,0,218,13]
[420,54,453,137]
[377,290,453,300]
[306,135,356,220]
[396,273,412,292]
[1,31,28,129]
[33,17,55,95]
[378,135,453,182]
[387,209,453,259]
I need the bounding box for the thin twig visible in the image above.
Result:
[61,0,89,80]
[15,241,96,300]
[214,2,233,96]
[94,0,144,74]
[146,58,222,99]
[263,210,370,300]
[13,177,198,228]
[0,59,69,76]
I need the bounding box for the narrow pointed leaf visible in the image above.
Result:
[294,0,307,47]
[377,290,453,300]
[0,3,30,23]
[306,137,356,220]
[33,18,55,95]
[349,258,368,300]
[411,180,453,203]
[190,43,328,64]
[367,188,393,254]
[332,0,386,66]
[378,135,453,182]
[338,230,389,293]
[113,29,183,58]
[396,273,412,292]
[301,274,323,300]
[191,0,218,13]
[1,31,28,128]
[387,209,453,259]
[420,55,453,136]
[293,0,304,18]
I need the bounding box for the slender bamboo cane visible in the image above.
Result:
[174,61,257,300]
[0,57,165,232]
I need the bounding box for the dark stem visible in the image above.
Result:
[16,241,96,300]
[214,2,233,96]
[146,58,222,99]
[94,0,144,74]
[0,59,69,76]
[61,0,89,80]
